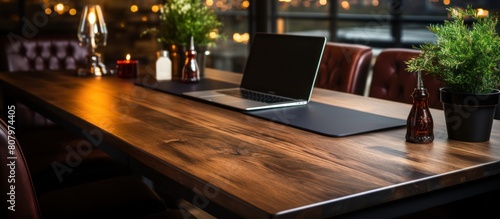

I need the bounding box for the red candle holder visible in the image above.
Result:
[116,59,138,78]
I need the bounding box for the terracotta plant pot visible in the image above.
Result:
[440,88,500,142]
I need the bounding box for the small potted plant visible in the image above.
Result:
[406,6,500,142]
[143,0,223,79]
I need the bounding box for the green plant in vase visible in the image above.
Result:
[156,0,223,47]
[405,6,500,142]
[143,0,224,79]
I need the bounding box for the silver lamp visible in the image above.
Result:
[77,5,108,76]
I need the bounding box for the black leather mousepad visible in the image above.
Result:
[246,102,406,137]
[134,74,238,96]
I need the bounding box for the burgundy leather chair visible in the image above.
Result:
[315,42,373,95]
[0,35,88,130]
[0,118,196,219]
[16,129,132,195]
[369,48,444,109]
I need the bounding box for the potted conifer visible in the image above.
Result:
[406,6,500,142]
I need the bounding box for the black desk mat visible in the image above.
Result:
[134,75,238,96]
[247,102,405,137]
[134,76,406,137]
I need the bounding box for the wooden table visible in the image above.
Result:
[1,69,500,219]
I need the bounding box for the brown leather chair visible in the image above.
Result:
[16,129,132,195]
[315,42,373,95]
[369,48,444,109]
[0,35,88,130]
[0,120,166,218]
[0,118,195,219]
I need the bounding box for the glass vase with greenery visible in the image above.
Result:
[142,0,223,79]
[143,0,223,48]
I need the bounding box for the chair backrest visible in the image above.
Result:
[369,48,444,109]
[0,35,88,72]
[315,42,373,95]
[0,118,42,219]
[0,35,87,130]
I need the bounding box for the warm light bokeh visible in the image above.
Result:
[477,8,489,17]
[232,33,250,43]
[69,8,77,16]
[54,3,64,15]
[242,0,250,9]
[151,5,160,13]
[130,5,139,13]
[209,31,218,39]
[341,1,350,10]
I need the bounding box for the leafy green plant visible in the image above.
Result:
[406,6,500,94]
[142,0,223,48]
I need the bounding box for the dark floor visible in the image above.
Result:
[400,188,500,219]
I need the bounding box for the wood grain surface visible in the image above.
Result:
[1,69,500,219]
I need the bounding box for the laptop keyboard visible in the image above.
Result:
[218,89,292,103]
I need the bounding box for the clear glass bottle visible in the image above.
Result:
[155,50,172,81]
[406,71,434,143]
[181,36,200,83]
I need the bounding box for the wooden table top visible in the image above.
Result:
[1,69,500,218]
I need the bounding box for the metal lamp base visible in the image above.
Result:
[78,53,108,77]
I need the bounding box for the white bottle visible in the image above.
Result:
[155,50,172,80]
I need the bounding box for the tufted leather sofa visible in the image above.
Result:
[0,35,88,130]
[1,35,87,72]
[315,42,373,95]
[369,48,444,109]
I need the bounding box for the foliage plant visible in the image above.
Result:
[406,6,500,94]
[143,0,223,48]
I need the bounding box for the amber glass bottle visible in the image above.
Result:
[181,36,200,83]
[406,72,434,143]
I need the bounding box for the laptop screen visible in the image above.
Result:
[240,33,326,100]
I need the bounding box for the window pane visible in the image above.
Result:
[6,0,499,74]
[337,0,389,14]
[402,1,500,47]
[277,0,329,12]
[0,0,19,35]
[206,0,250,73]
[337,0,392,46]
[338,21,393,46]
[275,0,329,38]
[8,0,249,74]
[277,18,329,35]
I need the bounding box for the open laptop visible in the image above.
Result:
[183,33,326,110]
